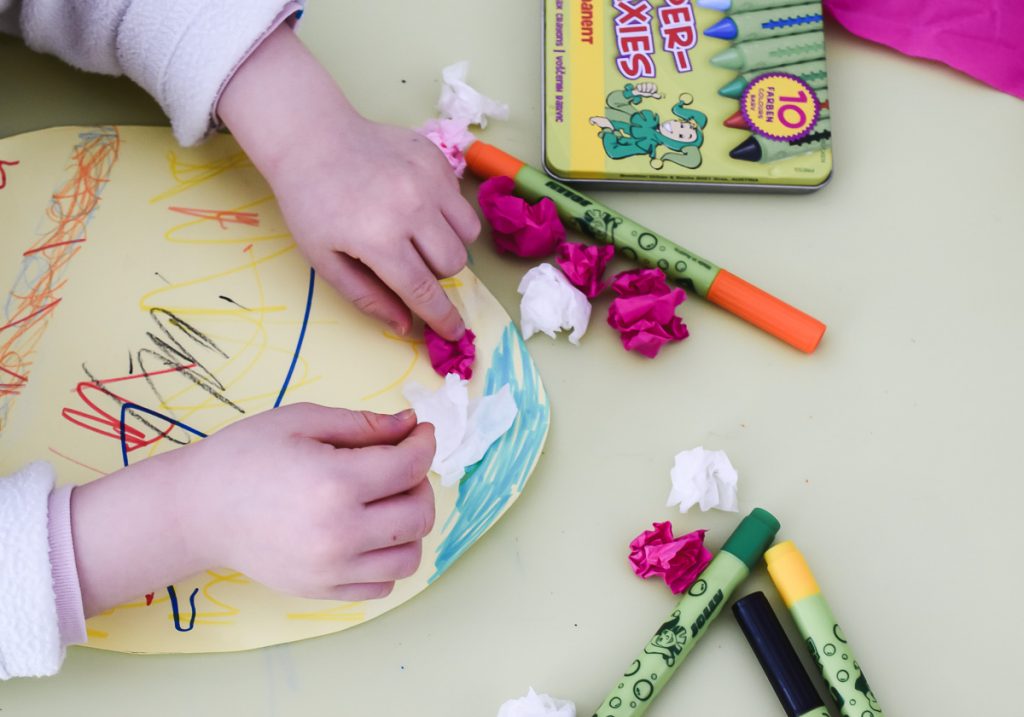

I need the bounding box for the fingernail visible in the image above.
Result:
[389,321,408,336]
[396,409,416,422]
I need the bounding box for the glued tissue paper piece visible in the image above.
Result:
[423,326,476,380]
[667,446,739,513]
[496,688,576,717]
[518,264,591,345]
[478,176,565,258]
[403,373,518,487]
[628,522,712,594]
[438,61,510,128]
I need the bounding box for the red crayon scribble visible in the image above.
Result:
[145,592,155,606]
[0,159,19,189]
[242,243,253,253]
[62,364,195,452]
[168,206,260,229]
[0,130,119,423]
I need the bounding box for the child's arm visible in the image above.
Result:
[71,404,436,615]
[217,25,480,341]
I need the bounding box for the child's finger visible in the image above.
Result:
[314,250,412,335]
[359,480,435,550]
[367,244,465,340]
[325,581,395,601]
[442,195,482,245]
[349,541,424,583]
[351,424,436,503]
[275,403,417,448]
[412,219,469,279]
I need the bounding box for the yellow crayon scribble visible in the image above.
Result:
[287,602,366,622]
[150,151,253,203]
[359,332,422,401]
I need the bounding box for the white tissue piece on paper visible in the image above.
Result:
[403,373,518,487]
[667,446,739,513]
[496,688,576,717]
[518,264,591,345]
[439,61,510,128]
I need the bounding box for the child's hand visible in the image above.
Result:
[71,405,436,615]
[219,26,480,341]
[187,404,436,601]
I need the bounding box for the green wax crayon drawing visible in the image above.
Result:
[711,31,826,72]
[704,3,824,43]
[719,59,829,98]
[592,509,780,717]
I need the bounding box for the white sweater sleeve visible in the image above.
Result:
[0,462,62,679]
[0,0,303,145]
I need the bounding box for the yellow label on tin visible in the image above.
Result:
[740,72,821,142]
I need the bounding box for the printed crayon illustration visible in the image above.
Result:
[589,82,708,170]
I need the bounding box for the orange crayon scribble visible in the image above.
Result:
[168,206,260,229]
[0,129,120,431]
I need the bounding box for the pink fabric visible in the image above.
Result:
[417,119,477,178]
[423,327,476,380]
[47,485,86,647]
[824,0,1024,100]
[607,269,688,358]
[628,522,712,594]
[556,242,616,299]
[477,176,565,259]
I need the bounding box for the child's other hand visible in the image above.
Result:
[186,404,436,601]
[219,26,480,341]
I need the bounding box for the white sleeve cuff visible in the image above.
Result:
[0,462,62,679]
[116,0,304,146]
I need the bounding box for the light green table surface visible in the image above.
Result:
[2,2,1022,715]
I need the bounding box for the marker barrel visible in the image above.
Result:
[592,509,780,717]
[465,142,826,353]
[765,542,885,717]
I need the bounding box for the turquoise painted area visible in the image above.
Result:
[430,323,550,581]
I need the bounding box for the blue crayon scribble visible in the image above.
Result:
[167,585,200,632]
[430,323,550,581]
[273,267,315,408]
[762,13,822,30]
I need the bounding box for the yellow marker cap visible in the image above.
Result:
[764,541,820,607]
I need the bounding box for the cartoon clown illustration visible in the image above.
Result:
[589,82,707,170]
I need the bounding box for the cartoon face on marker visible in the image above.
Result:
[644,611,688,667]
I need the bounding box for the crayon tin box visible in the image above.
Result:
[543,0,833,191]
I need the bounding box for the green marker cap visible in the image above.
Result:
[722,508,780,569]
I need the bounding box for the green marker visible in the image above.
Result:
[465,142,828,352]
[591,509,780,717]
[719,59,828,98]
[704,4,824,43]
[710,31,826,73]
[730,118,831,163]
[765,541,885,717]
[697,0,810,13]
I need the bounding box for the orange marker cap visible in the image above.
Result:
[465,141,526,180]
[707,269,826,353]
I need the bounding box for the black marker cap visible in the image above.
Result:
[732,591,827,717]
